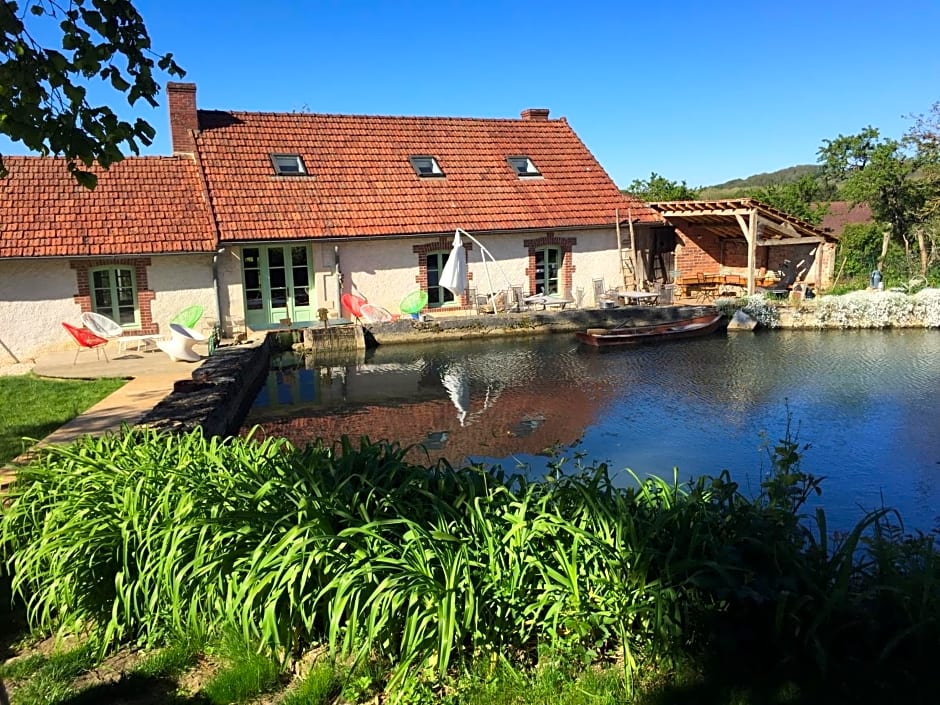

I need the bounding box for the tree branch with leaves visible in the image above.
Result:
[819,127,929,275]
[624,172,700,202]
[0,0,183,188]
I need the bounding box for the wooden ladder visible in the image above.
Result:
[622,249,638,289]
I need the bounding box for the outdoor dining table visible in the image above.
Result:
[617,290,660,305]
[523,293,571,310]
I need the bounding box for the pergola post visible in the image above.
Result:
[735,209,758,294]
[747,209,757,294]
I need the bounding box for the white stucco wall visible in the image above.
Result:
[0,254,217,364]
[147,254,217,332]
[216,248,246,334]
[567,228,630,302]
[213,230,627,329]
[2,230,625,363]
[0,259,84,362]
[337,228,625,314]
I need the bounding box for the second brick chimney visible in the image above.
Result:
[167,82,198,154]
[520,108,550,121]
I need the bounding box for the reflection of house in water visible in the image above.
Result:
[245,356,615,466]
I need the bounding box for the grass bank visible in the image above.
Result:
[1,426,938,703]
[0,374,125,464]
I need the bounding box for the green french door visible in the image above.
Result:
[242,245,313,328]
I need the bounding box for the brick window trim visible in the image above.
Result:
[523,232,577,296]
[70,257,158,335]
[412,237,475,310]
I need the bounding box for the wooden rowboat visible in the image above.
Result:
[575,313,724,348]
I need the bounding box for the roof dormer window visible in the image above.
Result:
[409,155,445,178]
[271,154,307,175]
[507,156,541,177]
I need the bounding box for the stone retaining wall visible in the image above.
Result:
[136,338,271,437]
[310,305,719,347]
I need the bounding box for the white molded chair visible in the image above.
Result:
[155,323,206,362]
[80,311,162,353]
[80,311,122,339]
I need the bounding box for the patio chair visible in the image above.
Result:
[399,290,429,319]
[155,323,206,362]
[80,311,123,340]
[81,311,161,354]
[592,278,606,306]
[511,285,527,312]
[61,322,109,364]
[169,304,204,329]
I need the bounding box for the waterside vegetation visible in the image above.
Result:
[715,286,940,329]
[2,426,939,703]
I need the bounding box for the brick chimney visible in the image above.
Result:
[520,108,550,121]
[167,82,198,154]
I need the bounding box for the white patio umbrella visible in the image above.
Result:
[442,365,470,426]
[448,228,513,314]
[440,230,468,298]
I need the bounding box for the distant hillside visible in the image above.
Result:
[698,164,821,199]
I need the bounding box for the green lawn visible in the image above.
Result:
[0,374,126,464]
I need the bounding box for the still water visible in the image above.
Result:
[243,330,940,532]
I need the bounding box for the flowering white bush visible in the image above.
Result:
[715,293,780,328]
[912,288,940,327]
[814,288,940,328]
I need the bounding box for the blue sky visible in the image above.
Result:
[3,0,939,187]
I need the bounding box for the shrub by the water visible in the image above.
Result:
[2,426,939,701]
[814,287,940,328]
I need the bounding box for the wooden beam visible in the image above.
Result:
[734,213,750,240]
[756,215,800,238]
[756,236,825,246]
[656,207,753,218]
[615,208,625,288]
[814,244,823,290]
[747,209,757,294]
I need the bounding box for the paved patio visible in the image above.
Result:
[29,345,205,381]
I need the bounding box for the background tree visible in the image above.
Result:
[625,172,700,201]
[748,174,829,225]
[905,102,940,271]
[0,0,184,188]
[818,127,928,275]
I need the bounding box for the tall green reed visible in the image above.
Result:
[2,424,938,700]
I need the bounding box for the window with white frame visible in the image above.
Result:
[270,153,307,175]
[507,155,541,177]
[409,155,445,178]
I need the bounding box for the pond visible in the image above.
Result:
[243,329,940,533]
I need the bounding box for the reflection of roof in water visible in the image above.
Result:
[247,381,615,468]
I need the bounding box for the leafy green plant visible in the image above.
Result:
[3,424,939,702]
[200,627,283,704]
[131,629,205,678]
[281,658,345,705]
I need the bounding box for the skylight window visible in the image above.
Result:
[507,156,541,177]
[409,156,445,178]
[271,154,307,175]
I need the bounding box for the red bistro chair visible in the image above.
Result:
[61,322,110,364]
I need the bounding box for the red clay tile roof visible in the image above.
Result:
[819,201,873,236]
[194,110,660,243]
[0,157,216,258]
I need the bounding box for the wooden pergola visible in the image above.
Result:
[649,198,837,294]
